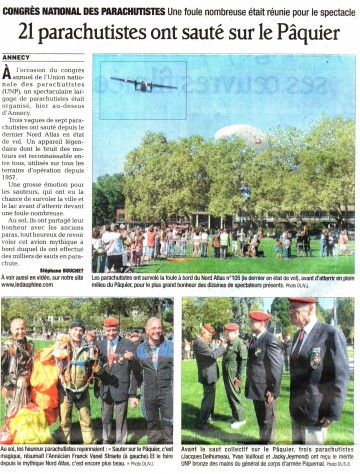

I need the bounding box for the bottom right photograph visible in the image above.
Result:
[181,296,354,445]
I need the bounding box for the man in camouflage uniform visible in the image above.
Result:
[56,319,103,444]
[222,323,247,429]
[1,318,34,420]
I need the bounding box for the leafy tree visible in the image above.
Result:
[300,116,355,229]
[182,297,232,339]
[336,298,354,339]
[79,298,173,331]
[37,298,83,332]
[231,297,263,336]
[182,298,203,340]
[124,132,175,226]
[270,298,291,334]
[199,298,233,333]
[168,136,212,222]
[92,173,125,226]
[1,298,41,332]
[106,115,354,230]
[244,127,306,228]
[124,133,213,226]
[1,298,173,336]
[208,137,254,220]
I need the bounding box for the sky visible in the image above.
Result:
[263,297,336,313]
[93,54,355,180]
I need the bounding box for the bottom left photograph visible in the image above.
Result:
[0,297,174,445]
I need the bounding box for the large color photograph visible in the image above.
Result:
[92,54,355,274]
[181,297,353,445]
[1,298,173,445]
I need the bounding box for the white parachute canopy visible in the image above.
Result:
[215,124,269,152]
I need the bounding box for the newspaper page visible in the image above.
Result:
[0,0,358,472]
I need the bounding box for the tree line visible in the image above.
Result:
[93,116,354,230]
[1,298,174,335]
[182,297,354,341]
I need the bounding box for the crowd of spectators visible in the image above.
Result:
[92,223,352,272]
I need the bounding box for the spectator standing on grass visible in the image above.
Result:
[245,311,283,444]
[134,236,143,267]
[283,234,291,259]
[147,226,156,261]
[155,230,161,259]
[231,226,238,256]
[339,230,349,256]
[212,230,221,258]
[200,229,209,258]
[274,239,283,258]
[193,324,226,431]
[220,228,230,259]
[92,228,106,273]
[282,333,292,372]
[320,229,327,257]
[296,232,304,257]
[192,230,201,257]
[333,233,339,257]
[303,230,311,257]
[183,339,191,360]
[180,233,188,257]
[104,225,124,273]
[288,297,350,445]
[238,228,245,255]
[326,232,334,257]
[167,228,175,258]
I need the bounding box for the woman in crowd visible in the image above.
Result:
[92,228,106,273]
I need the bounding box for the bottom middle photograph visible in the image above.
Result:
[181,296,353,446]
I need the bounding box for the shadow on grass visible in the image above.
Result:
[133,261,168,273]
[181,402,258,445]
[52,416,148,445]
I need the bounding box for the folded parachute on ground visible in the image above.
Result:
[9,403,53,444]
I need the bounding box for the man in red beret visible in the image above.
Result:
[193,324,226,430]
[245,311,283,444]
[288,297,350,444]
[222,323,247,429]
[96,317,139,444]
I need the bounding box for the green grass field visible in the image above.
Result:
[0,339,148,444]
[134,238,355,274]
[181,358,354,445]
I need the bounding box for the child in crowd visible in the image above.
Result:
[275,239,283,258]
[284,235,291,258]
[135,237,143,266]
[130,240,137,267]
[180,234,187,257]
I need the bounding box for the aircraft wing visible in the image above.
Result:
[151,83,178,90]
[110,77,136,84]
